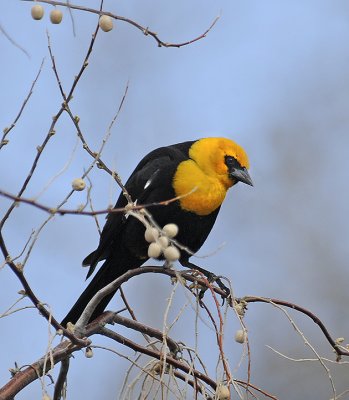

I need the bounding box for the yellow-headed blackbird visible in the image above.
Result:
[62,137,252,326]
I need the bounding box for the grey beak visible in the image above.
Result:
[230,167,253,186]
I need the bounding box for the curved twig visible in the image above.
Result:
[241,296,349,359]
[21,0,219,48]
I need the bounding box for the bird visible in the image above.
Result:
[61,137,252,327]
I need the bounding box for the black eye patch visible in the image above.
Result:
[225,155,241,170]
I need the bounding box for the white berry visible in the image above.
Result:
[234,329,246,344]
[148,242,162,259]
[99,15,113,32]
[85,347,93,358]
[158,236,169,249]
[216,384,230,400]
[162,223,179,238]
[50,9,63,24]
[31,5,44,20]
[144,227,159,243]
[72,178,86,191]
[163,246,180,262]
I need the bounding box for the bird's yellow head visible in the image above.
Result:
[189,137,252,189]
[173,137,252,215]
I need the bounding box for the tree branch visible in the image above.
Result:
[241,296,349,359]
[21,0,219,48]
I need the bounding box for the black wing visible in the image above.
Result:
[83,141,194,277]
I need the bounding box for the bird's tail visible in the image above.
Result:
[61,253,141,327]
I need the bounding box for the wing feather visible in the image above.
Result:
[83,142,194,278]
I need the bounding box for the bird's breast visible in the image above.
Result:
[172,160,227,216]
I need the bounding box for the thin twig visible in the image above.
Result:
[100,326,218,390]
[234,379,279,400]
[21,0,219,48]
[0,294,34,318]
[0,23,30,58]
[119,287,159,352]
[264,300,337,399]
[0,318,102,400]
[0,59,44,149]
[112,313,180,355]
[20,24,124,266]
[242,296,349,359]
[0,231,89,348]
[0,188,191,217]
[66,0,77,37]
[197,273,232,383]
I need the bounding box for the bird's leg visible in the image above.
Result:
[180,259,230,302]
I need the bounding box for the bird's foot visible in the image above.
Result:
[195,272,230,304]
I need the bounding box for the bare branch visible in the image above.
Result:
[99,326,218,390]
[53,358,69,400]
[112,313,181,355]
[71,267,226,333]
[0,3,101,230]
[0,264,345,399]
[241,296,349,359]
[0,23,30,58]
[0,59,44,150]
[0,231,89,348]
[0,188,192,217]
[21,0,219,48]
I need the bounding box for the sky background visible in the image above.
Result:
[1,1,349,399]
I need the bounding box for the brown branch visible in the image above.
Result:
[112,314,180,355]
[0,310,210,399]
[3,267,334,400]
[21,0,219,48]
[99,320,275,399]
[234,379,279,400]
[71,266,226,333]
[0,231,89,348]
[0,317,103,400]
[46,22,132,199]
[53,358,69,400]
[0,304,271,400]
[171,370,214,400]
[0,2,100,230]
[119,287,136,319]
[198,297,235,389]
[59,265,349,364]
[99,326,218,390]
[119,287,165,354]
[198,274,232,382]
[0,12,104,343]
[0,339,72,400]
[0,188,190,217]
[241,296,349,360]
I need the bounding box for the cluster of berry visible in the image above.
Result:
[31,4,114,32]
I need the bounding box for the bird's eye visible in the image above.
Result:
[225,155,240,169]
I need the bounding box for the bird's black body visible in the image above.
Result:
[62,141,219,326]
[61,138,252,327]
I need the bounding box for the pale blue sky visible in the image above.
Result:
[1,1,349,399]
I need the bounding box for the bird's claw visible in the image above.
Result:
[197,272,230,305]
